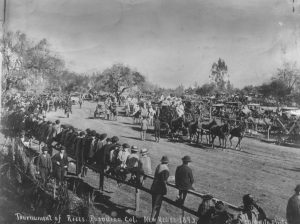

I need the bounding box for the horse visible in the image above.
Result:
[210,122,230,149]
[170,116,187,140]
[247,116,273,132]
[188,120,199,143]
[229,121,246,150]
[109,105,118,121]
[132,110,141,124]
[199,119,217,144]
[160,121,171,137]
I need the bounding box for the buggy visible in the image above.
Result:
[94,104,105,119]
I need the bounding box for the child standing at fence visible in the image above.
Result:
[36,146,52,186]
[140,116,148,141]
[52,146,68,185]
[150,156,169,223]
[153,115,161,143]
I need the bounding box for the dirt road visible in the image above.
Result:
[47,101,300,220]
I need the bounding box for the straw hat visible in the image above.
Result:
[140,148,148,154]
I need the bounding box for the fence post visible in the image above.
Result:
[135,188,140,212]
[11,138,15,162]
[181,208,185,220]
[54,181,56,198]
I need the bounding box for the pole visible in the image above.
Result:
[135,188,140,212]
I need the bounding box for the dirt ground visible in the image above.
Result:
[46,101,300,221]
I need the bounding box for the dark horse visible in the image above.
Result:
[170,116,187,140]
[210,122,230,149]
[199,119,217,144]
[229,121,246,150]
[188,120,200,143]
[132,110,141,124]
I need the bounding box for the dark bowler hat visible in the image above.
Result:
[161,156,169,164]
[243,194,254,205]
[202,194,214,201]
[122,143,130,148]
[112,136,119,143]
[86,128,91,134]
[182,155,192,162]
[95,133,101,138]
[106,138,112,142]
[91,130,97,136]
[59,146,66,151]
[99,133,107,140]
[215,201,226,212]
[295,184,300,192]
[79,131,85,136]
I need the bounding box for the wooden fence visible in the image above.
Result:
[21,136,245,218]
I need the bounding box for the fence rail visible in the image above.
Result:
[28,137,244,217]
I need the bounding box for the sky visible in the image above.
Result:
[2,0,300,88]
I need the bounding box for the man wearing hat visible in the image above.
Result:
[81,129,95,177]
[117,143,131,169]
[153,115,161,143]
[109,143,121,170]
[111,136,119,144]
[126,146,140,183]
[210,201,232,224]
[197,194,215,224]
[95,133,107,155]
[287,184,300,224]
[20,130,30,147]
[126,146,139,167]
[36,146,52,185]
[175,155,194,205]
[140,116,148,141]
[139,148,152,185]
[102,137,112,168]
[93,133,108,190]
[57,125,67,143]
[75,131,85,176]
[150,156,170,223]
[52,146,69,185]
[237,194,267,224]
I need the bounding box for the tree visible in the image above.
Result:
[273,62,300,92]
[210,58,228,91]
[172,84,185,97]
[241,85,257,95]
[1,31,65,93]
[258,79,291,102]
[99,63,145,102]
[196,83,216,96]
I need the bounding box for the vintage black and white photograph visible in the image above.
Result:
[0,0,300,223]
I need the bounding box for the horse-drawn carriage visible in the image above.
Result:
[94,104,105,119]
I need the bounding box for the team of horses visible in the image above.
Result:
[165,116,246,150]
[131,108,246,150]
